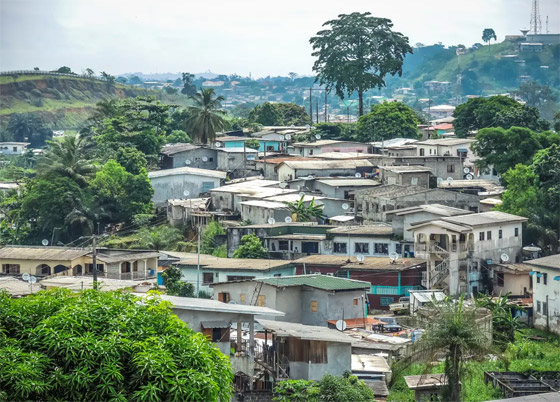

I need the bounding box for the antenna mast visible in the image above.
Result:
[530,0,542,35]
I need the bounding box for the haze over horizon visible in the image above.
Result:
[1,0,559,78]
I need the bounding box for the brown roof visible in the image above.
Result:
[257,156,313,164]
[163,251,293,271]
[294,255,425,271]
[0,246,88,261]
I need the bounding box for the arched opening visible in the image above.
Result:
[53,264,69,274]
[72,264,83,275]
[36,264,51,276]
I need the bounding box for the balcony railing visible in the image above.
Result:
[370,285,423,295]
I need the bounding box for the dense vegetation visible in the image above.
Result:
[0,289,233,401]
[273,373,375,401]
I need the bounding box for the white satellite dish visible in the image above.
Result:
[279,182,288,189]
[299,192,306,198]
[22,273,30,281]
[315,134,321,140]
[466,173,473,180]
[285,134,292,141]
[185,159,192,165]
[268,218,276,225]
[41,239,49,246]
[447,177,454,185]
[389,252,399,262]
[355,173,362,178]
[335,319,347,331]
[215,142,222,148]
[307,175,315,180]
[285,216,293,223]
[202,156,208,162]
[501,253,510,262]
[28,275,37,284]
[183,190,190,197]
[437,177,444,185]
[463,167,471,174]
[342,203,349,210]
[356,254,365,263]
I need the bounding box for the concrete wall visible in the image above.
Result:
[493,272,530,297]
[290,342,351,381]
[383,171,430,188]
[0,145,26,155]
[533,266,560,336]
[150,173,222,206]
[471,222,523,264]
[278,165,373,182]
[217,151,257,176]
[164,148,217,170]
[240,204,291,225]
[330,235,398,257]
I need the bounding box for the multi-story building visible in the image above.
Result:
[527,255,560,335]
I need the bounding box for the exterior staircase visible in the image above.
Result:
[430,258,450,288]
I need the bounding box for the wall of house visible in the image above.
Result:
[240,204,291,225]
[255,162,279,180]
[532,266,560,336]
[471,222,524,264]
[299,288,365,326]
[330,235,398,257]
[150,174,222,206]
[267,238,326,257]
[383,172,430,188]
[313,182,377,199]
[0,144,26,155]
[308,342,352,381]
[493,272,530,297]
[165,148,218,170]
[278,166,373,182]
[211,190,235,212]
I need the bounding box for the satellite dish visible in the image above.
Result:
[342,203,349,210]
[202,156,208,162]
[355,173,362,178]
[335,320,347,331]
[28,276,37,284]
[465,174,473,180]
[183,190,190,197]
[501,253,510,262]
[285,216,293,223]
[285,134,292,140]
[215,142,222,148]
[22,273,30,281]
[447,177,454,185]
[185,159,192,165]
[307,175,314,180]
[389,252,399,262]
[42,239,49,246]
[299,192,306,198]
[268,218,276,225]
[463,167,471,174]
[279,182,288,189]
[315,134,321,140]
[437,177,444,185]
[356,254,365,263]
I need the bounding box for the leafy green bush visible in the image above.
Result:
[201,220,225,255]
[274,374,374,402]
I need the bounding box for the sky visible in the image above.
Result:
[1,0,559,78]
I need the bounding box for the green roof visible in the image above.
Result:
[260,275,370,291]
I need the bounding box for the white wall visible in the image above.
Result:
[330,235,398,257]
[533,266,560,336]
[150,174,221,206]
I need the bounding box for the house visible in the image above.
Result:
[293,255,426,310]
[408,289,447,314]
[379,166,433,188]
[376,155,466,181]
[526,255,560,335]
[326,225,402,258]
[370,138,418,154]
[291,140,369,157]
[212,274,370,326]
[255,156,313,180]
[239,200,292,225]
[437,179,505,199]
[491,262,532,298]
[164,251,295,295]
[262,192,349,221]
[355,185,480,222]
[313,178,380,200]
[250,130,289,152]
[312,152,376,160]
[216,147,259,178]
[257,319,353,381]
[148,167,227,207]
[0,142,30,155]
[215,135,283,153]
[40,276,155,292]
[160,143,217,170]
[428,105,455,119]
[0,246,159,280]
[404,374,448,402]
[210,179,293,213]
[431,123,454,136]
[410,211,528,295]
[277,160,374,182]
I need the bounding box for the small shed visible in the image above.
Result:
[404,374,450,402]
[409,289,446,314]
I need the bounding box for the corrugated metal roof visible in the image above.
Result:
[416,138,474,146]
[41,276,148,291]
[444,211,527,226]
[160,143,200,155]
[240,200,289,210]
[210,180,281,193]
[218,147,258,153]
[387,204,473,217]
[164,251,293,271]
[525,255,560,270]
[95,251,160,264]
[0,277,40,296]
[292,139,352,147]
[328,225,393,236]
[316,179,379,187]
[257,319,353,343]
[148,166,226,179]
[156,294,285,316]
[0,246,88,261]
[381,165,432,173]
[260,274,370,291]
[408,219,472,233]
[201,321,231,328]
[295,255,425,271]
[280,160,373,170]
[312,152,373,160]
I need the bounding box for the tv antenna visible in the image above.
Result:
[530,0,542,35]
[41,239,49,246]
[342,203,349,211]
[185,159,192,165]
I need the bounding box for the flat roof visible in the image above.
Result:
[148,166,226,179]
[293,140,361,147]
[260,274,370,291]
[164,251,293,271]
[316,178,379,187]
[257,319,353,343]
[370,138,418,148]
[444,211,528,227]
[218,147,258,153]
[328,225,393,236]
[416,138,474,146]
[355,185,431,199]
[294,255,425,271]
[41,276,152,291]
[0,276,40,296]
[525,255,560,271]
[381,165,433,174]
[279,160,373,170]
[160,143,200,155]
[312,152,374,160]
[0,246,88,261]
[386,204,474,217]
[210,180,281,193]
[240,200,289,210]
[437,179,504,192]
[156,294,285,316]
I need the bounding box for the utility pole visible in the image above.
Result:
[309,87,313,126]
[196,225,201,297]
[92,235,98,289]
[316,100,319,124]
[324,90,328,122]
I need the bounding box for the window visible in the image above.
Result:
[217,292,230,303]
[496,272,504,287]
[429,149,433,155]
[380,297,395,306]
[514,227,519,237]
[537,273,540,284]
[353,298,359,306]
[310,300,318,312]
[543,302,548,315]
[202,273,214,284]
[487,231,492,240]
[419,148,425,156]
[309,149,314,155]
[257,295,266,307]
[1,264,20,274]
[479,232,485,241]
[201,181,215,192]
[13,147,17,152]
[334,242,347,254]
[447,165,455,173]
[536,301,541,313]
[543,273,547,285]
[227,275,254,282]
[395,243,402,254]
[499,230,502,239]
[278,241,290,251]
[240,293,246,303]
[209,157,214,162]
[355,242,369,254]
[374,243,389,255]
[411,177,418,185]
[266,145,274,151]
[274,273,281,277]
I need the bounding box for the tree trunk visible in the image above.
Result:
[358,89,364,117]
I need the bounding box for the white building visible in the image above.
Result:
[0,142,30,155]
[527,255,560,335]
[428,105,455,119]
[326,225,402,257]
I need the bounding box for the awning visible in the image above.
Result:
[457,148,468,153]
[201,321,231,329]
[329,215,355,222]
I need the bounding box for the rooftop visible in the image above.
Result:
[148,166,227,179]
[155,294,285,316]
[312,152,374,160]
[355,185,430,199]
[259,274,370,291]
[160,143,200,155]
[328,225,393,236]
[416,138,474,146]
[381,165,433,174]
[292,139,357,147]
[404,374,448,389]
[0,276,40,296]
[437,179,504,193]
[257,319,353,343]
[352,354,391,373]
[294,255,425,271]
[217,147,258,153]
[0,246,88,261]
[316,178,380,187]
[525,255,560,271]
[279,159,373,170]
[41,276,153,291]
[432,123,454,130]
[386,204,474,217]
[444,211,528,227]
[240,200,290,210]
[163,251,293,271]
[257,156,313,165]
[210,180,281,193]
[370,138,418,148]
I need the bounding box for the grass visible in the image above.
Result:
[0,98,96,115]
[387,328,560,402]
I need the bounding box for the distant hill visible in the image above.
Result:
[0,71,159,129]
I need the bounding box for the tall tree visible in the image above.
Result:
[181,72,197,96]
[185,88,226,144]
[482,28,497,47]
[356,101,420,142]
[85,68,94,77]
[310,12,412,116]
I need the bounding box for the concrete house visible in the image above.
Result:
[389,155,465,181]
[0,142,30,155]
[526,255,560,335]
[277,160,374,182]
[355,185,480,222]
[379,166,433,188]
[160,144,218,170]
[490,262,532,298]
[239,200,291,225]
[255,156,313,180]
[216,147,259,178]
[215,135,283,152]
[326,225,402,258]
[292,140,369,157]
[313,178,380,200]
[293,255,426,310]
[410,211,528,295]
[211,274,370,326]
[210,179,294,213]
[148,167,227,207]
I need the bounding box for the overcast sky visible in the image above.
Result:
[1,0,559,78]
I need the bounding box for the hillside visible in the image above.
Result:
[0,72,160,129]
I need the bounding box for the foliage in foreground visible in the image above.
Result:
[161,265,195,297]
[233,233,268,259]
[0,289,232,401]
[273,373,375,401]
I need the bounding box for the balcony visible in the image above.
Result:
[370,285,423,296]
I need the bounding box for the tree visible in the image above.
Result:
[284,195,325,222]
[554,111,560,132]
[185,88,226,144]
[5,114,53,146]
[310,12,412,116]
[414,295,488,402]
[482,28,497,47]
[0,289,232,401]
[245,138,260,150]
[166,130,191,144]
[233,234,268,259]
[181,72,197,96]
[115,147,148,175]
[200,220,225,255]
[476,293,523,347]
[85,68,94,77]
[276,103,309,126]
[356,101,420,142]
[161,265,195,297]
[55,66,73,74]
[248,102,283,125]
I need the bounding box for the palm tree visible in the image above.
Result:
[284,195,326,222]
[413,295,488,401]
[133,226,183,250]
[185,88,226,144]
[38,134,97,187]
